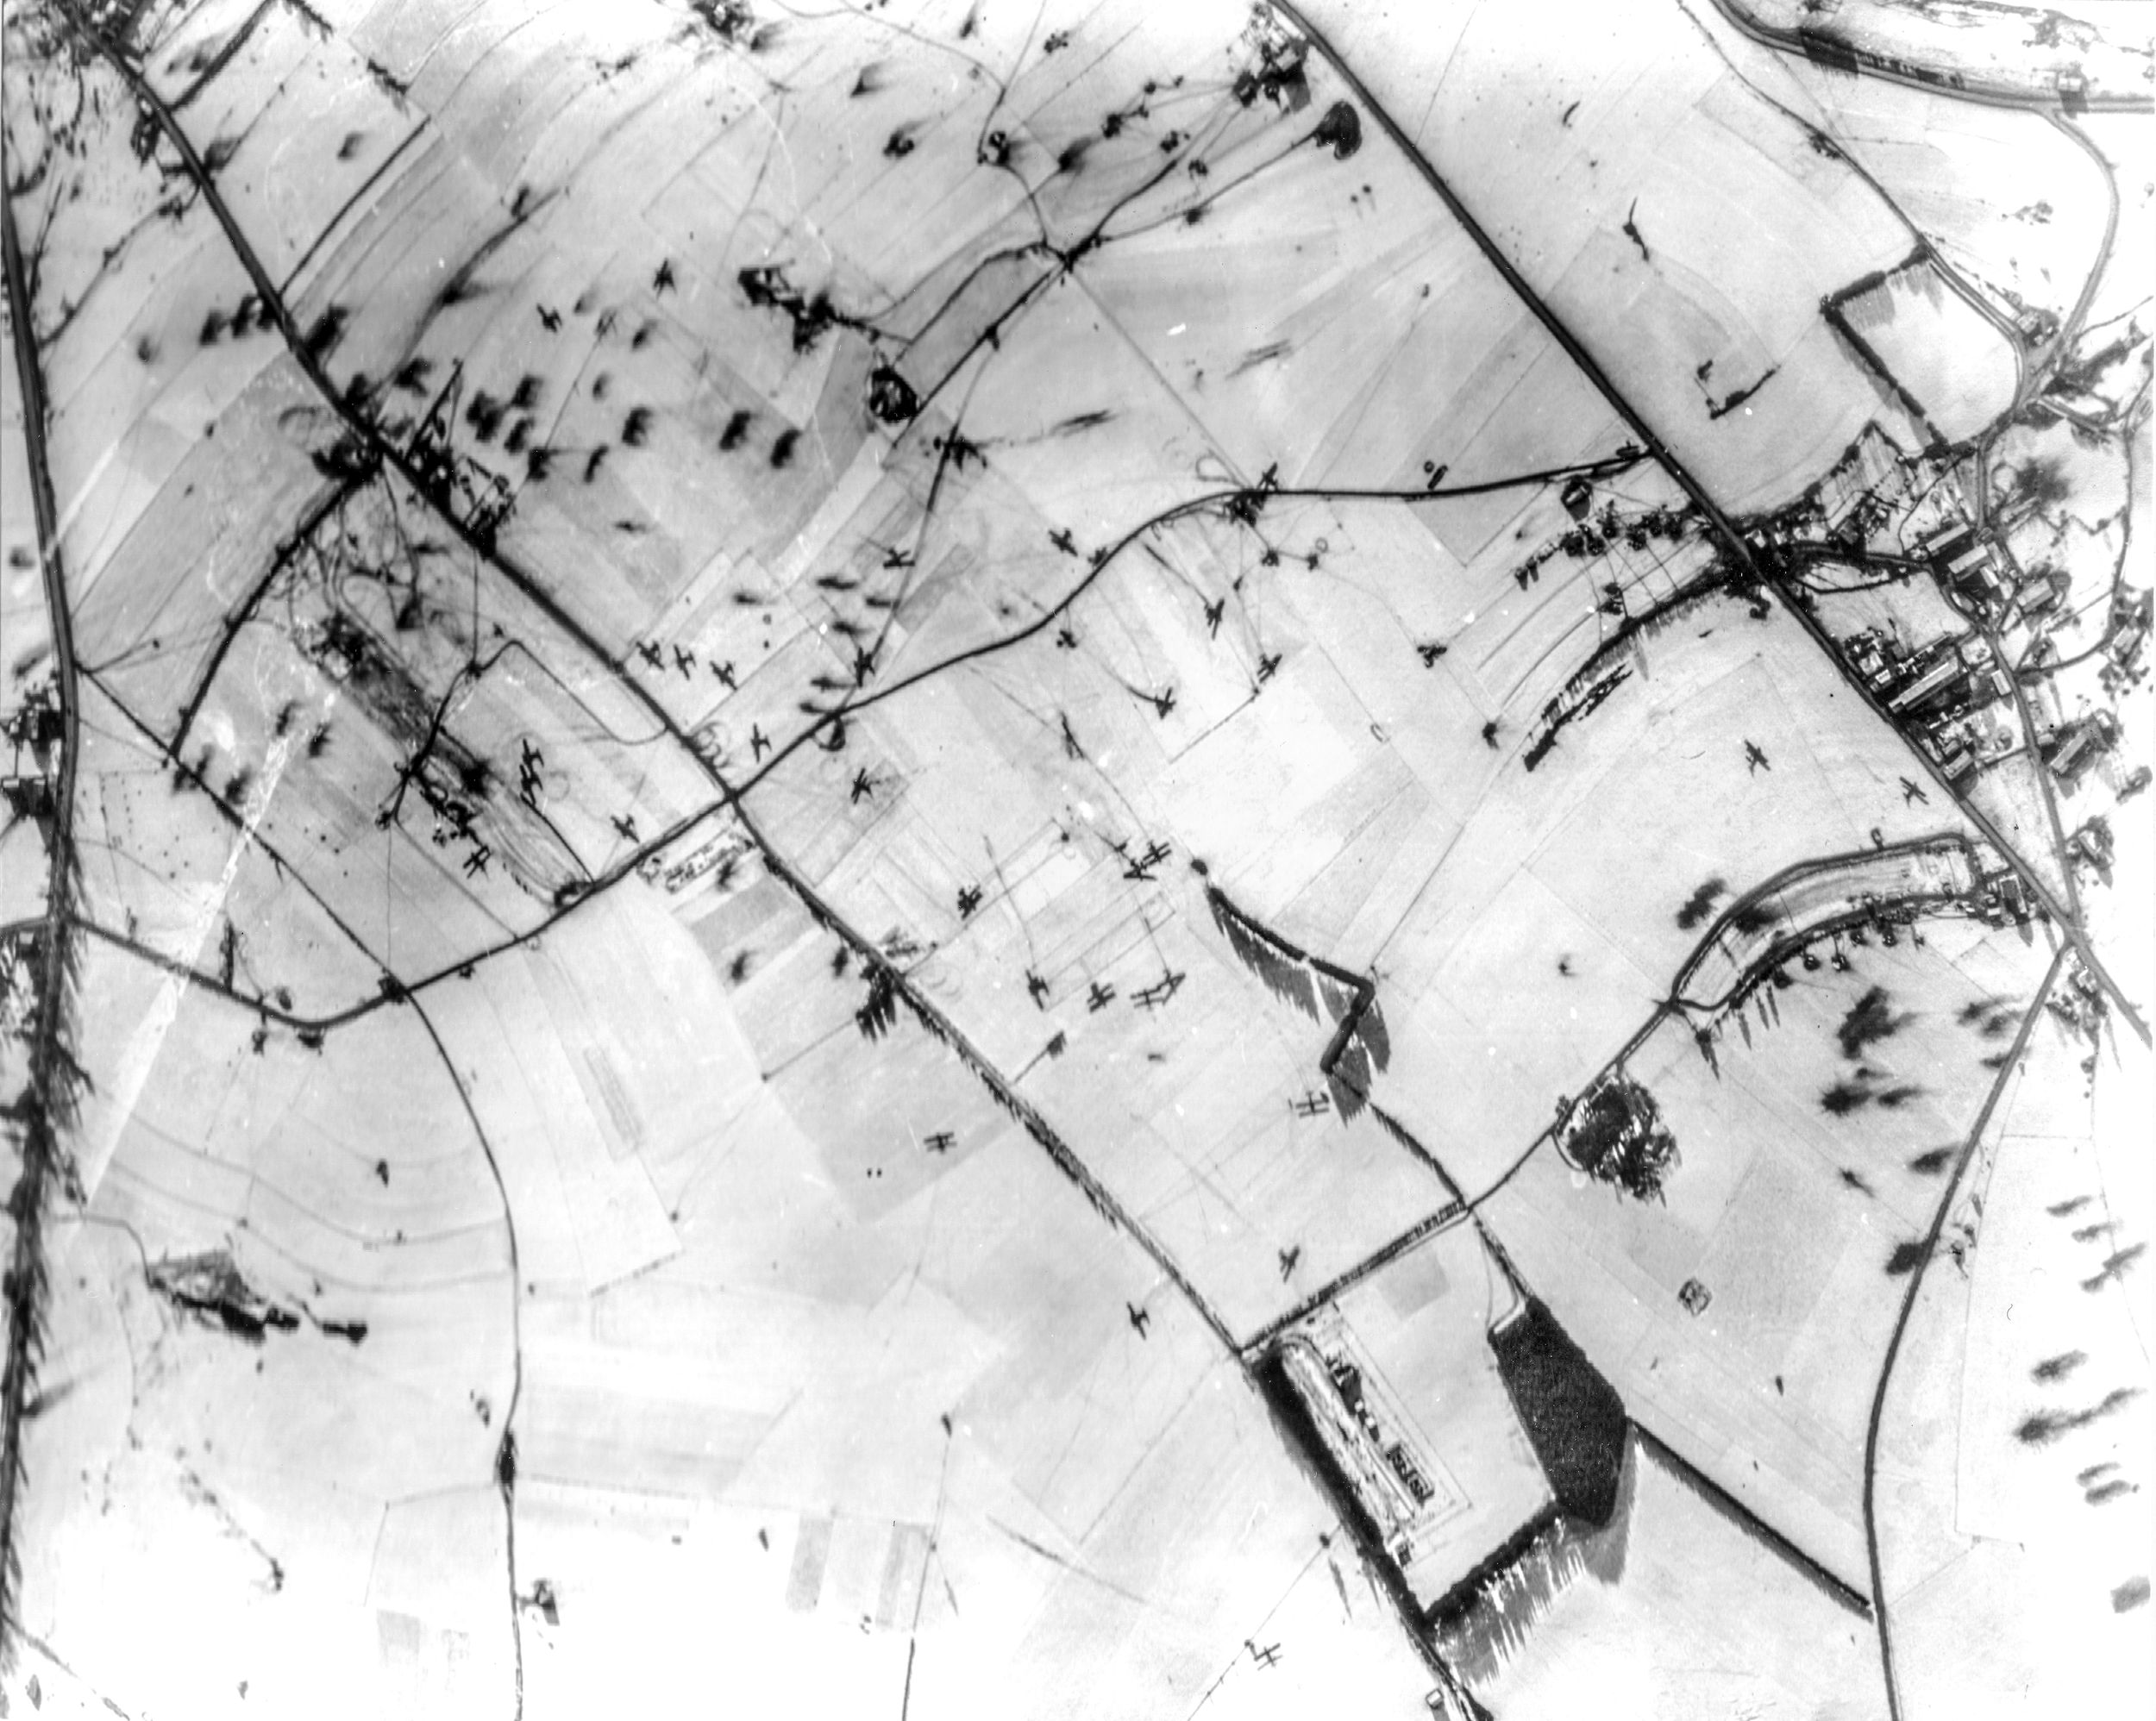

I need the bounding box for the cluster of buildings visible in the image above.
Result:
[2012,304,2060,347]
[1835,520,2124,792]
[1277,1334,1452,1565]
[2037,708,2122,789]
[1973,852,2036,928]
[1845,623,2015,782]
[2,691,66,829]
[637,823,752,894]
[2103,585,2151,684]
[1919,522,2066,630]
[2046,961,2109,1042]
[2068,815,2115,875]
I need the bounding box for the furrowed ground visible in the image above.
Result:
[3,3,2147,1718]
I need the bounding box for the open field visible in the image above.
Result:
[729,579,1973,1329]
[1480,915,2059,1595]
[22,938,517,1721]
[1809,558,1976,647]
[1990,414,2135,642]
[1372,595,1977,1192]
[1291,0,2022,512]
[1765,50,2114,326]
[3,0,2147,1714]
[1966,748,2075,899]
[28,848,1451,1720]
[1833,257,2020,442]
[1464,1433,1884,1719]
[1874,1010,2152,1718]
[2077,110,2154,334]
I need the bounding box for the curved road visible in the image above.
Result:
[1707,0,2155,115]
